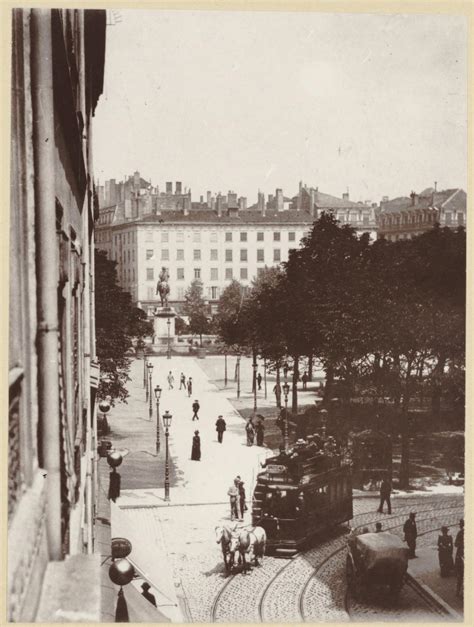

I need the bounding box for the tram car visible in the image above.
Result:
[349,430,392,490]
[252,436,353,557]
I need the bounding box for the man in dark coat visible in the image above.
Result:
[179,372,186,390]
[378,476,392,514]
[192,399,200,421]
[191,430,201,460]
[257,372,263,390]
[403,512,418,558]
[301,372,308,390]
[187,377,193,397]
[215,415,226,443]
[255,420,265,447]
[238,481,247,520]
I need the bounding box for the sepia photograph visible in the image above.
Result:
[6,3,468,623]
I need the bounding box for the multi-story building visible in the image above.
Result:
[96,175,378,316]
[377,186,467,241]
[9,8,106,621]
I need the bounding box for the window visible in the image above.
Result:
[240,249,248,262]
[146,268,154,281]
[225,249,233,262]
[210,268,218,280]
[193,249,201,261]
[177,231,184,242]
[193,231,201,242]
[288,232,295,241]
[210,231,218,242]
[225,268,233,280]
[225,232,233,242]
[445,212,452,225]
[211,286,219,300]
[273,232,280,241]
[194,268,201,279]
[257,267,264,277]
[240,268,248,280]
[210,249,218,261]
[145,230,153,242]
[161,249,169,261]
[240,232,247,242]
[273,249,281,262]
[177,249,184,260]
[257,249,265,262]
[161,232,169,242]
[177,268,184,280]
[257,232,264,241]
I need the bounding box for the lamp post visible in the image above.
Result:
[143,351,147,389]
[252,355,258,415]
[236,355,241,399]
[264,358,267,399]
[283,380,290,452]
[147,362,154,420]
[167,316,171,360]
[163,410,172,501]
[154,385,162,453]
[224,352,228,387]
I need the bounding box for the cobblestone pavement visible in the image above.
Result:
[156,494,463,623]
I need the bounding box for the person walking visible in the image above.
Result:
[403,512,418,558]
[255,420,265,447]
[167,371,174,390]
[179,372,186,390]
[187,377,193,397]
[378,476,392,514]
[301,372,308,390]
[273,382,282,408]
[437,526,454,577]
[257,372,262,391]
[238,481,247,521]
[245,419,255,446]
[455,519,464,597]
[215,415,226,443]
[227,483,239,521]
[191,430,201,461]
[192,399,200,421]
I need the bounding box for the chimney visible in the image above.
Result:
[211,196,216,211]
[183,195,190,216]
[434,181,437,192]
[166,181,172,194]
[382,196,389,202]
[276,188,284,212]
[200,195,204,204]
[216,193,223,218]
[297,181,303,211]
[133,171,140,189]
[342,191,349,201]
[410,191,418,206]
[238,196,247,211]
[207,191,212,207]
[176,181,182,195]
[258,191,266,217]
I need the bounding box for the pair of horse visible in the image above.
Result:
[215,524,266,574]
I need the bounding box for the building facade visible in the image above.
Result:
[9,8,106,621]
[96,176,378,316]
[377,187,466,241]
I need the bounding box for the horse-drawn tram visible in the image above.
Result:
[252,436,353,557]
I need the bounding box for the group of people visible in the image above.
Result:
[227,475,247,521]
[245,417,265,447]
[166,370,193,396]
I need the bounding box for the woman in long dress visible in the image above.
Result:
[191,430,201,461]
[438,526,454,576]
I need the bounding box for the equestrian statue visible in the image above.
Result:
[156,266,170,308]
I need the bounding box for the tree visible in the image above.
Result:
[182,279,210,346]
[95,250,152,404]
[215,280,250,350]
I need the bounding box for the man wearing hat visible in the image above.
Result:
[403,512,418,558]
[192,399,200,421]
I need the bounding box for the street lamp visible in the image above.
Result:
[167,316,171,360]
[163,410,173,501]
[154,385,162,453]
[143,351,147,389]
[283,380,290,452]
[147,362,154,420]
[252,355,258,415]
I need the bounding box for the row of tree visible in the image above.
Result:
[215,214,465,487]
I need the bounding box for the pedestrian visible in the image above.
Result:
[257,372,262,390]
[191,430,201,461]
[141,582,157,607]
[215,415,226,443]
[255,420,265,447]
[273,382,282,408]
[179,372,186,390]
[227,483,239,521]
[375,522,383,533]
[455,519,464,597]
[377,476,392,514]
[245,419,255,446]
[187,377,193,397]
[192,399,200,421]
[437,526,454,577]
[403,512,418,558]
[167,371,174,390]
[238,481,247,521]
[302,371,308,390]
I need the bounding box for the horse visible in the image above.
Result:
[229,526,267,574]
[156,280,170,307]
[215,525,234,572]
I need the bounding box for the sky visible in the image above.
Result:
[93,10,468,205]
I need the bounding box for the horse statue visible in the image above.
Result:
[215,525,234,573]
[229,526,267,574]
[156,267,170,307]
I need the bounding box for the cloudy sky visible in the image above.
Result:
[93,10,467,204]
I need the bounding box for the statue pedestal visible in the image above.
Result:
[152,306,176,352]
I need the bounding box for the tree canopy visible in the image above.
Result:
[182,279,211,346]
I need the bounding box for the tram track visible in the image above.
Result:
[209,498,463,623]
